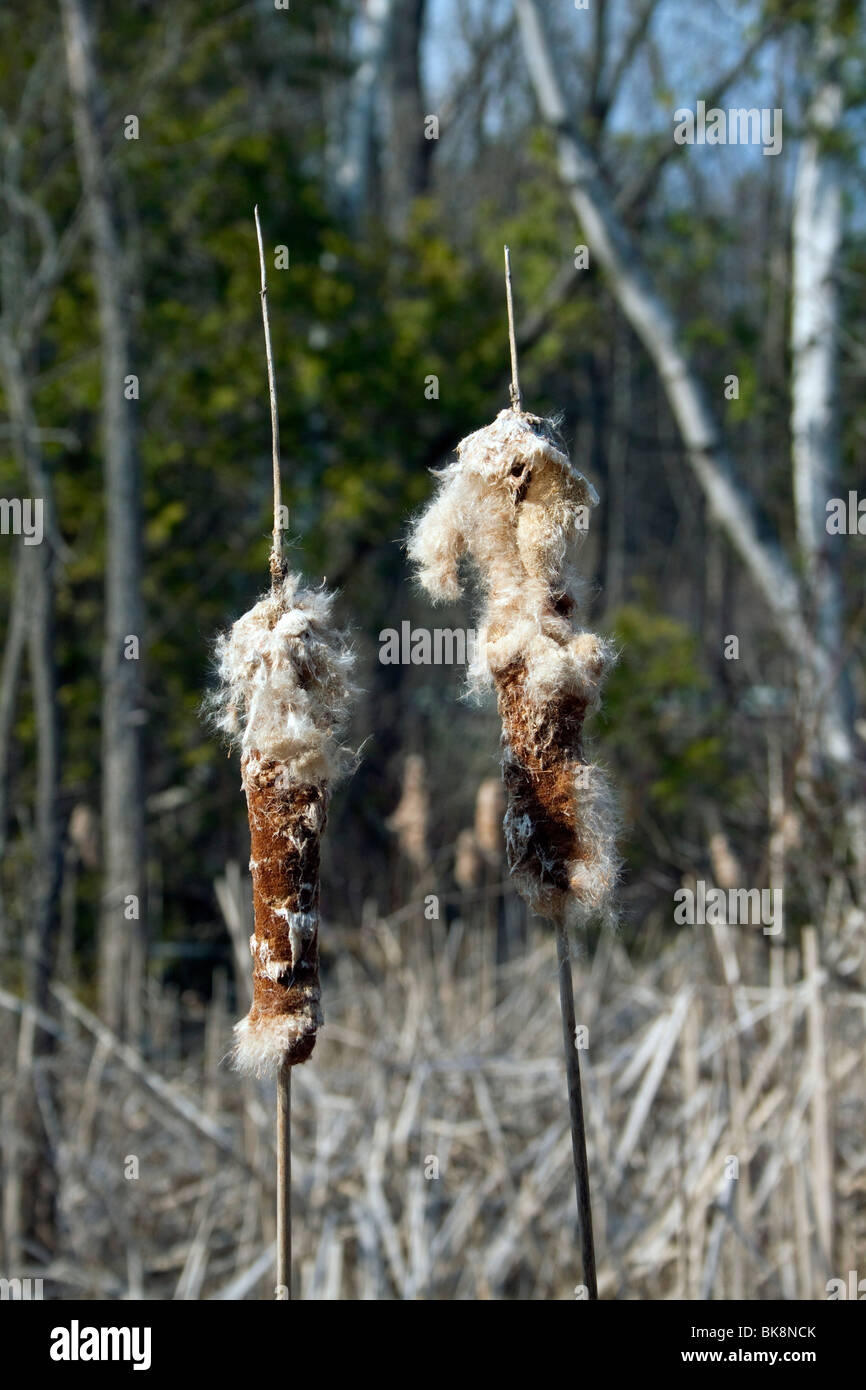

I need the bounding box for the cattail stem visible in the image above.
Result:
[276,1062,292,1298]
[504,245,522,413]
[254,204,284,588]
[254,204,291,1299]
[555,917,598,1299]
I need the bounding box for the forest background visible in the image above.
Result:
[0,0,863,1301]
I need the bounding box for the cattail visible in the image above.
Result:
[474,776,505,862]
[207,206,357,1300]
[454,827,483,891]
[406,248,617,1298]
[386,753,431,873]
[707,816,742,893]
[69,802,100,870]
[211,573,355,1075]
[407,406,618,925]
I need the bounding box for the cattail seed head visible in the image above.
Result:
[454,827,483,890]
[408,410,619,927]
[386,753,431,872]
[211,572,356,1075]
[212,572,356,783]
[474,777,505,861]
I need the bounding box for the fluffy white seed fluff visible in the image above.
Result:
[232,1009,324,1080]
[211,572,356,785]
[408,409,610,698]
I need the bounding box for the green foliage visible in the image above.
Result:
[602,599,741,828]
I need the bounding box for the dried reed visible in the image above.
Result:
[386,753,431,873]
[474,777,505,862]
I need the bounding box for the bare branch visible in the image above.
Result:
[600,0,660,117]
[615,16,784,216]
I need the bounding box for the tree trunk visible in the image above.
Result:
[0,549,28,948]
[0,336,64,1257]
[334,0,394,224]
[0,350,65,1014]
[60,0,146,1038]
[384,0,430,235]
[791,5,851,771]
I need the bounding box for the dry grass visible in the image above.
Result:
[1,881,864,1300]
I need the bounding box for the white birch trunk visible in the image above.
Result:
[791,10,851,769]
